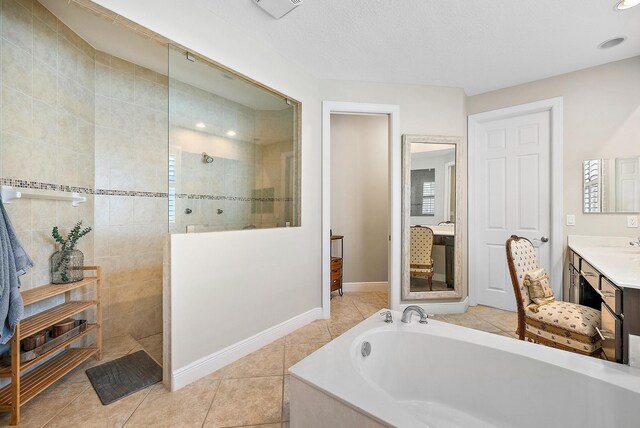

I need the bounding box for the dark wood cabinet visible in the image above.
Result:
[330,235,344,296]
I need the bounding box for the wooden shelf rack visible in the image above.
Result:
[0,266,102,425]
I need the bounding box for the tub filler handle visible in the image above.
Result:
[379,311,393,323]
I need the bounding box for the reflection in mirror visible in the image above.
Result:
[583,157,640,213]
[408,143,456,294]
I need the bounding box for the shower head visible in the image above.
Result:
[202,153,214,164]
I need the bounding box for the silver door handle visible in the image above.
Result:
[540,236,549,243]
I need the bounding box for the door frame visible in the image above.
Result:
[468,97,564,306]
[321,101,401,319]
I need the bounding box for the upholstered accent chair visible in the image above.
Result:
[410,226,434,290]
[506,236,602,357]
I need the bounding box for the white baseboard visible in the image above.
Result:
[395,296,469,315]
[171,307,323,391]
[342,281,388,292]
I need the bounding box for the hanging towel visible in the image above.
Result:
[0,193,33,344]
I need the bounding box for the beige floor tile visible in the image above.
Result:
[484,313,518,334]
[284,320,330,346]
[0,379,90,427]
[203,376,283,428]
[284,343,324,374]
[137,333,163,365]
[282,375,290,422]
[352,300,386,318]
[327,319,361,338]
[442,313,502,333]
[218,346,284,379]
[263,337,286,349]
[45,382,152,428]
[101,334,143,360]
[328,303,364,323]
[124,376,219,427]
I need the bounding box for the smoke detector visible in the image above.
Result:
[252,0,302,19]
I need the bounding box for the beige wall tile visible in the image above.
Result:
[1,86,33,138]
[2,38,32,95]
[2,0,32,53]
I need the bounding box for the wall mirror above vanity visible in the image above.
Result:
[583,157,640,213]
[402,135,463,300]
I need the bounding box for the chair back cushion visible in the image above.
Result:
[410,226,434,266]
[506,237,539,308]
[524,268,555,306]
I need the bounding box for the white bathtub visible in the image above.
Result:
[289,310,640,428]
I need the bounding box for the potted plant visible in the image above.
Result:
[50,221,92,284]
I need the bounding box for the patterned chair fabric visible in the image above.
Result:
[525,300,601,343]
[506,236,602,356]
[507,237,537,308]
[410,226,434,277]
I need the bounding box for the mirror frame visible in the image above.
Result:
[402,134,464,300]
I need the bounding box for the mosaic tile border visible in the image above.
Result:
[0,178,293,202]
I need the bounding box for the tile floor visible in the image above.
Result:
[1,291,517,427]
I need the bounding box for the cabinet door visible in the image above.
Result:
[599,303,622,363]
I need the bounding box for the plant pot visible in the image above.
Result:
[51,249,84,284]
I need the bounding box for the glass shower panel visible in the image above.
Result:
[168,45,300,233]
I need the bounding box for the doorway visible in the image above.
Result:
[322,102,401,318]
[468,98,563,311]
[330,114,389,298]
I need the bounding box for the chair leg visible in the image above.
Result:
[428,276,432,291]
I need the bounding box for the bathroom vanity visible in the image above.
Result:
[568,236,640,364]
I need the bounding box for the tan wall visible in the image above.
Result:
[0,0,96,317]
[0,1,168,340]
[93,51,167,339]
[467,56,640,297]
[330,114,389,284]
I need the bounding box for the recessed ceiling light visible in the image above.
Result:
[226,130,237,137]
[598,37,626,49]
[196,122,206,129]
[616,0,640,10]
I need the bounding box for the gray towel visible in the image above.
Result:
[0,194,33,344]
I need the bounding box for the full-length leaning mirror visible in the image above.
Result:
[583,157,640,213]
[402,135,463,300]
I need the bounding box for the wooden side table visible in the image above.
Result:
[331,235,344,296]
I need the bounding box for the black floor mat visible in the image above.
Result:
[86,350,162,405]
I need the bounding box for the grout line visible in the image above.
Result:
[200,377,223,428]
[121,383,155,427]
[41,383,92,427]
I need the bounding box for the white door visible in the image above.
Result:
[473,111,551,311]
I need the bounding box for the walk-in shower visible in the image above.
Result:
[168,45,301,233]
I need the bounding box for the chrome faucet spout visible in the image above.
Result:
[401,305,428,324]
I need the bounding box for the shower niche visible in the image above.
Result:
[168,45,301,233]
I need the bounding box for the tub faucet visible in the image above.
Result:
[630,237,640,247]
[401,306,428,324]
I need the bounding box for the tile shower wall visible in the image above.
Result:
[0,0,96,316]
[93,52,167,339]
[0,0,166,339]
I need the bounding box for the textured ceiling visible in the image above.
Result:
[198,0,640,95]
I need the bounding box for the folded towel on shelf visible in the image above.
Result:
[0,194,33,344]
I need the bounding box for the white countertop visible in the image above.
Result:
[568,235,640,289]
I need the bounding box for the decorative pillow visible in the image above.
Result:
[523,268,555,308]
